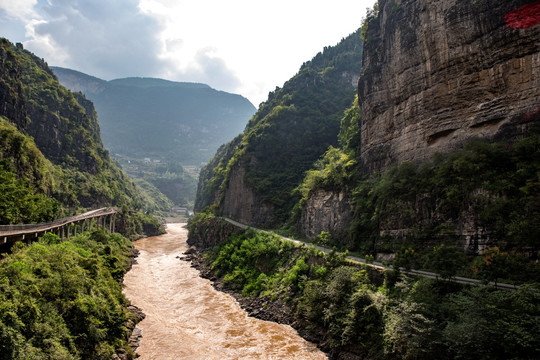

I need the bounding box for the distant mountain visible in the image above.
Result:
[51,67,257,165]
[0,38,168,233]
[47,66,106,94]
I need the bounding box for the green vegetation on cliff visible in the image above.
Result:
[11,42,144,211]
[0,231,136,359]
[0,117,59,224]
[0,38,162,235]
[299,124,540,259]
[188,214,540,359]
[293,97,540,283]
[347,132,540,253]
[195,30,363,224]
[194,134,242,212]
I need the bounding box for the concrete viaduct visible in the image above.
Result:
[0,207,119,247]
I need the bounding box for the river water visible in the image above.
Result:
[123,223,327,360]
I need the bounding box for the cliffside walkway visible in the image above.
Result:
[223,217,520,292]
[0,208,118,246]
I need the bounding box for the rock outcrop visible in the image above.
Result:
[358,0,540,174]
[300,189,353,241]
[187,215,244,250]
[221,159,276,226]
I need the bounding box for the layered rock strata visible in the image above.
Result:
[221,160,276,226]
[358,0,540,174]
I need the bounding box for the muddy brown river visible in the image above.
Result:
[123,223,327,359]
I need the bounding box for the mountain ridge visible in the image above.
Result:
[51,66,257,166]
[0,38,165,238]
[194,29,364,225]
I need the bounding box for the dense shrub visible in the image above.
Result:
[198,225,540,359]
[0,231,136,359]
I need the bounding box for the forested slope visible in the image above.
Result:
[0,38,162,237]
[195,30,363,226]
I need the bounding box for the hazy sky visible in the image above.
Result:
[0,0,374,105]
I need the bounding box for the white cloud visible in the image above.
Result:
[2,0,376,105]
[22,0,165,80]
[0,0,37,20]
[139,0,372,104]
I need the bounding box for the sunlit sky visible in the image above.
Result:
[0,0,375,106]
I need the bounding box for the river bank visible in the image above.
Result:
[183,247,326,346]
[186,214,540,360]
[122,223,326,359]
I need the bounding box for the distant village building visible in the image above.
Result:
[171,207,188,215]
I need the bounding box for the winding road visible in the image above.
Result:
[223,217,521,291]
[0,208,118,246]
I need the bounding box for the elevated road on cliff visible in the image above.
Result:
[0,208,118,246]
[223,217,521,292]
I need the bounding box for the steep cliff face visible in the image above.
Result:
[0,40,27,129]
[300,189,352,241]
[196,30,363,226]
[0,38,145,212]
[18,52,105,174]
[221,158,276,226]
[358,0,540,173]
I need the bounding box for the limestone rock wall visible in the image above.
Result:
[187,216,243,250]
[358,0,540,174]
[300,189,353,240]
[220,159,276,226]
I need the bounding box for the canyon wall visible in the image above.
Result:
[221,159,276,226]
[299,0,540,246]
[0,41,27,129]
[300,189,353,241]
[358,0,540,174]
[195,31,363,227]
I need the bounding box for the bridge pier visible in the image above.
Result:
[0,208,119,252]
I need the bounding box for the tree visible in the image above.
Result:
[394,247,419,272]
[473,247,511,287]
[426,245,466,280]
[384,300,438,360]
[443,286,540,359]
